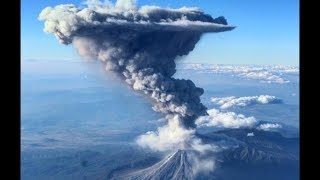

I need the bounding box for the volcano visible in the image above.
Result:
[110,150,195,180]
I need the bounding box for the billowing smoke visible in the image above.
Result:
[39,0,234,159]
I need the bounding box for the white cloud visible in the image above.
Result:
[136,115,194,152]
[238,71,289,84]
[115,0,137,10]
[195,108,257,129]
[177,64,298,84]
[136,115,219,154]
[257,123,282,131]
[210,95,281,109]
[247,132,254,137]
[191,155,216,175]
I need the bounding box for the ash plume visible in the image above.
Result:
[39,0,234,127]
[39,0,234,162]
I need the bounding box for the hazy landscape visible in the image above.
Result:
[21,59,299,179]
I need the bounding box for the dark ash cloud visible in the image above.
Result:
[39,0,234,140]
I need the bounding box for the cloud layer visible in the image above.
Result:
[177,64,298,84]
[195,108,257,129]
[257,123,282,131]
[210,95,282,109]
[238,71,289,84]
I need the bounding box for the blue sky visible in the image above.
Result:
[21,0,299,65]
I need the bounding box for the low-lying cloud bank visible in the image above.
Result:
[195,108,257,129]
[177,64,298,84]
[210,95,282,109]
[257,123,282,131]
[238,71,289,84]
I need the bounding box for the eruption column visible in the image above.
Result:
[39,0,234,147]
